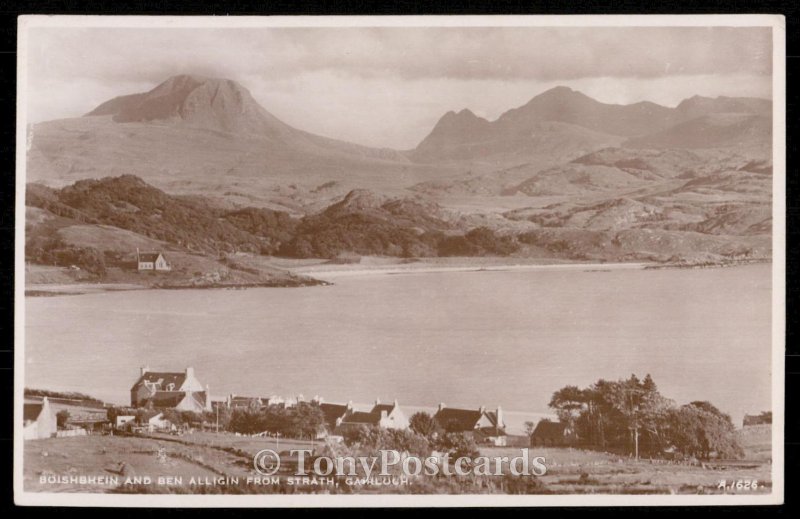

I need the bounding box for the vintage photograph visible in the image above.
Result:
[15,15,784,506]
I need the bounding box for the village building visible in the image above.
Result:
[319,401,353,432]
[25,393,110,434]
[530,420,576,447]
[434,403,507,446]
[23,396,57,440]
[130,367,211,413]
[226,395,266,410]
[143,411,175,432]
[319,399,409,436]
[136,249,171,271]
[116,415,136,429]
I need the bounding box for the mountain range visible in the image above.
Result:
[24,74,774,273]
[28,75,771,194]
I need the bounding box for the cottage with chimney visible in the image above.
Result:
[130,367,211,413]
[318,399,409,436]
[319,400,353,433]
[136,249,171,271]
[434,403,507,446]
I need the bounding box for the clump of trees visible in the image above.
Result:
[548,374,743,460]
[409,411,443,439]
[437,227,518,257]
[342,425,431,457]
[25,235,107,275]
[227,402,325,439]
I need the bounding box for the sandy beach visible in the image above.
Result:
[287,259,651,279]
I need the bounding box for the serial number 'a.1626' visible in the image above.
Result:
[717,480,761,491]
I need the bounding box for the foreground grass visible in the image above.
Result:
[479,446,772,495]
[24,434,772,495]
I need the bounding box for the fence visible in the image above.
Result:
[56,429,88,438]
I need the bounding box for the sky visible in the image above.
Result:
[24,25,773,149]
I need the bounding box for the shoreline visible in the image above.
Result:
[289,260,652,279]
[24,257,771,296]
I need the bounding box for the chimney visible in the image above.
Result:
[140,366,149,376]
[375,397,381,405]
[186,367,194,379]
[438,402,446,412]
[347,400,353,410]
[479,405,486,414]
[496,406,504,428]
[393,399,399,408]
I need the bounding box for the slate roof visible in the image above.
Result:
[434,408,483,432]
[144,391,187,408]
[338,402,401,427]
[138,252,164,263]
[131,372,186,392]
[371,404,394,417]
[341,411,381,426]
[532,420,569,440]
[320,403,349,428]
[23,403,43,423]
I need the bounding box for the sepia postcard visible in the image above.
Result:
[14,15,785,507]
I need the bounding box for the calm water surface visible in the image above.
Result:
[25,264,772,425]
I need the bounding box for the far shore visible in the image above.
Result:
[25,256,769,296]
[288,259,652,279]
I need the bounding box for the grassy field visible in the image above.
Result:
[479,446,772,495]
[24,434,249,493]
[24,433,773,495]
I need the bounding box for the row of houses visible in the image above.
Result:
[128,367,516,445]
[24,366,576,446]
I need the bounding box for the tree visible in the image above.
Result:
[666,402,743,460]
[523,421,537,438]
[289,402,326,439]
[549,385,588,432]
[344,425,430,458]
[439,432,479,460]
[549,374,674,457]
[56,410,70,429]
[409,411,442,439]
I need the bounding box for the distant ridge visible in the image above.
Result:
[413,86,772,162]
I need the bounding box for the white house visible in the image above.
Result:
[146,412,175,432]
[434,403,508,446]
[329,399,410,435]
[23,397,57,440]
[137,250,171,271]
